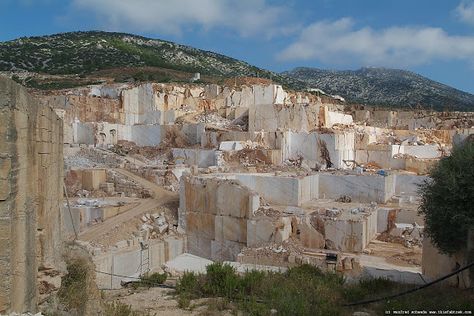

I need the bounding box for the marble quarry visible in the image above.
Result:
[37,81,474,289]
[2,75,474,313]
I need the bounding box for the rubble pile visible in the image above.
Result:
[111,140,163,161]
[377,222,423,248]
[138,212,175,239]
[65,147,124,169]
[196,112,243,130]
[107,170,152,198]
[159,127,190,149]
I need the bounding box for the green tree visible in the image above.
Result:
[419,138,474,254]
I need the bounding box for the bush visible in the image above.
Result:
[204,262,240,298]
[174,263,474,315]
[343,278,397,302]
[237,269,265,296]
[419,140,474,254]
[139,272,167,286]
[176,271,204,298]
[58,257,90,313]
[104,301,134,316]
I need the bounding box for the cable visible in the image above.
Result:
[343,260,474,307]
[63,181,78,240]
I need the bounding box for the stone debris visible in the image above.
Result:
[326,208,341,218]
[335,195,352,203]
[136,213,172,238]
[4,77,473,312]
[195,112,243,130]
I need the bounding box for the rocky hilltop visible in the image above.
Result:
[284,67,474,111]
[0,31,300,88]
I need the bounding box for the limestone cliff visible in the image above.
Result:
[0,76,64,313]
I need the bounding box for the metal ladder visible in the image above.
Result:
[139,241,150,276]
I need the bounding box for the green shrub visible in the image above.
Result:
[343,277,397,302]
[204,262,240,298]
[140,272,167,286]
[58,257,90,313]
[173,262,474,316]
[176,271,204,299]
[177,294,192,309]
[237,269,265,296]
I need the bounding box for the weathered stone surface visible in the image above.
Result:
[182,175,260,260]
[215,216,247,243]
[0,179,10,201]
[299,218,325,249]
[0,77,63,313]
[247,218,275,247]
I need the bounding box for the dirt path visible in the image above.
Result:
[78,168,178,242]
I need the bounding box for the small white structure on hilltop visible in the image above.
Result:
[308,88,327,95]
[308,88,345,102]
[332,95,346,102]
[191,72,201,82]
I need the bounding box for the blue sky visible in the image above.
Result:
[1,0,474,93]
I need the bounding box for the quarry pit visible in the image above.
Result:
[1,76,473,314]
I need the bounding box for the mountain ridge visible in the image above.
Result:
[283,67,474,111]
[0,30,302,88]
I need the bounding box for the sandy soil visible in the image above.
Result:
[367,240,422,267]
[103,286,234,316]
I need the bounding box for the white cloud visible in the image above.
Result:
[455,0,474,25]
[71,0,297,38]
[277,18,474,67]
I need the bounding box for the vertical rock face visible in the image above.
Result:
[0,77,63,313]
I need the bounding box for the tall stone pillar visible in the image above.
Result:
[0,77,63,313]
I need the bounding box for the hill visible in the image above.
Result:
[1,31,473,110]
[0,31,301,88]
[284,67,474,111]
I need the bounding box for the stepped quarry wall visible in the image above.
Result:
[354,109,474,130]
[179,175,261,261]
[38,83,335,147]
[0,77,63,313]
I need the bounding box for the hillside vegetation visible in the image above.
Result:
[284,67,474,111]
[0,31,301,88]
[1,31,473,110]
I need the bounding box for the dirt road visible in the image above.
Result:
[78,168,178,242]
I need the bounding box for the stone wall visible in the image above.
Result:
[235,174,319,206]
[93,237,185,289]
[319,173,394,203]
[40,94,124,124]
[0,77,63,313]
[282,131,355,169]
[179,175,260,261]
[422,238,471,288]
